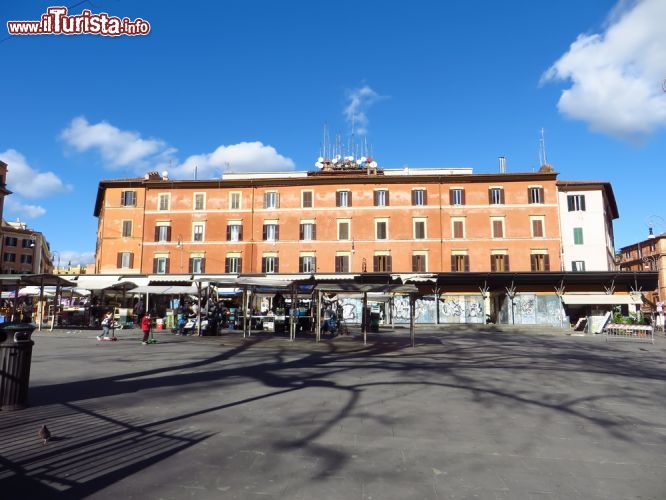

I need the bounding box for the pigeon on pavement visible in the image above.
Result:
[38,425,51,445]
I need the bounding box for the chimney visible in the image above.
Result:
[498,156,506,174]
[648,226,654,239]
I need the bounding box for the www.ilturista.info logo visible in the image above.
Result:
[6,6,151,37]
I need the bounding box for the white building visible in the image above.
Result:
[556,181,618,272]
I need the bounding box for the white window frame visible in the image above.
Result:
[265,223,278,242]
[156,256,168,274]
[451,217,466,239]
[338,190,350,207]
[375,189,388,207]
[193,192,206,211]
[490,216,505,239]
[337,220,351,241]
[413,218,427,240]
[230,192,242,210]
[264,191,278,209]
[263,255,278,273]
[158,193,171,211]
[193,223,205,242]
[301,190,314,208]
[572,260,586,272]
[530,216,546,238]
[528,186,543,204]
[375,218,389,240]
[568,194,586,211]
[412,251,428,272]
[229,223,241,242]
[302,222,315,241]
[489,187,503,205]
[191,256,204,274]
[120,252,132,269]
[300,255,316,273]
[121,220,132,238]
[157,225,169,242]
[412,188,426,206]
[451,188,464,206]
[121,190,136,207]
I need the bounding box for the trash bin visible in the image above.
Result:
[0,322,36,411]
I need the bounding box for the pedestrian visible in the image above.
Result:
[141,313,152,345]
[98,311,113,339]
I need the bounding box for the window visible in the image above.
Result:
[117,252,133,269]
[528,187,544,204]
[573,227,584,245]
[373,255,392,272]
[489,188,504,205]
[194,193,205,211]
[230,192,241,210]
[530,253,550,271]
[158,193,170,211]
[412,254,427,272]
[412,189,427,206]
[336,190,351,207]
[21,238,32,248]
[491,218,505,239]
[299,255,316,273]
[263,223,279,242]
[414,219,426,240]
[338,220,350,240]
[4,237,17,247]
[572,260,586,272]
[189,257,205,274]
[451,254,469,272]
[155,225,171,242]
[262,256,279,273]
[264,192,279,209]
[531,217,544,238]
[227,223,243,242]
[374,190,389,207]
[375,220,388,240]
[122,220,132,238]
[335,255,350,273]
[121,190,136,207]
[225,256,242,274]
[490,254,510,272]
[567,194,586,212]
[3,253,15,262]
[302,191,313,208]
[20,254,33,264]
[450,188,465,206]
[153,256,169,274]
[452,218,465,239]
[300,223,316,241]
[193,223,205,242]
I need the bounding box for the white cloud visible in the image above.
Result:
[542,0,666,138]
[54,250,95,267]
[59,117,296,177]
[4,198,46,218]
[344,85,385,135]
[172,142,295,178]
[0,149,71,199]
[60,116,170,168]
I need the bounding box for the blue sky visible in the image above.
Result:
[1,0,665,265]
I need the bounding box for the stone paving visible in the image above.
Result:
[1,327,665,499]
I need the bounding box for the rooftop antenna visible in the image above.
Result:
[539,127,548,166]
[194,164,198,180]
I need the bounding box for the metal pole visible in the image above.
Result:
[389,294,394,329]
[363,292,368,345]
[12,281,19,322]
[408,293,416,347]
[197,281,202,337]
[315,289,321,342]
[38,275,44,331]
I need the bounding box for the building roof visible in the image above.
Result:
[94,169,559,217]
[556,180,619,219]
[619,232,666,252]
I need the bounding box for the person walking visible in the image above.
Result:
[141,313,152,345]
[98,311,113,340]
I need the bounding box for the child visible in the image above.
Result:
[141,313,152,345]
[98,311,113,340]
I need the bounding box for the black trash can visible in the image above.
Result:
[0,322,36,411]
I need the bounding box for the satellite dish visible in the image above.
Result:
[370,161,377,168]
[331,158,338,164]
[161,170,169,177]
[317,157,324,162]
[315,162,323,168]
[360,157,367,163]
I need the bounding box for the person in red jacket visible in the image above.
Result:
[141,313,152,345]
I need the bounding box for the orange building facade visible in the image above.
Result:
[93,169,564,275]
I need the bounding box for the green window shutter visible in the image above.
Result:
[573,227,584,245]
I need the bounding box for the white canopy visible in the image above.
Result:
[561,293,643,305]
[130,285,198,295]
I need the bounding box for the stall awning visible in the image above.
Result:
[393,273,437,283]
[314,273,360,281]
[130,285,198,295]
[75,276,136,291]
[148,274,193,284]
[561,293,643,305]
